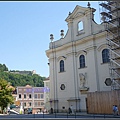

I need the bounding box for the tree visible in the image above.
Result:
[3,64,8,71]
[0,78,14,113]
[0,64,8,71]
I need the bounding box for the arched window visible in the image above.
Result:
[60,60,64,72]
[102,49,110,63]
[78,21,83,31]
[79,55,85,68]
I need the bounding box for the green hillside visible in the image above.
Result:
[0,64,45,87]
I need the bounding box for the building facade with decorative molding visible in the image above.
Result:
[17,85,45,114]
[46,4,111,112]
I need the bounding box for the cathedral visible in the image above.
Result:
[46,3,111,112]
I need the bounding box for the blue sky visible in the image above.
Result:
[0,1,100,77]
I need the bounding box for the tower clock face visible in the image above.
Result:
[60,84,65,90]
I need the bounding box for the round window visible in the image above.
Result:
[60,84,65,90]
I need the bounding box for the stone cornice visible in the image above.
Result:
[66,51,77,57]
[46,31,106,58]
[85,45,97,51]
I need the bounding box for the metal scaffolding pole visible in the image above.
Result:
[99,1,120,90]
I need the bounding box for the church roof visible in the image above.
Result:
[65,5,96,22]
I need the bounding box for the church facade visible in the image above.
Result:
[46,4,111,112]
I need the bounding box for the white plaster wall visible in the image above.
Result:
[46,5,110,112]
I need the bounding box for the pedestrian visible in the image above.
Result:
[50,108,53,114]
[7,107,10,115]
[70,105,74,115]
[113,105,119,115]
[113,105,116,115]
[68,107,72,114]
[115,105,119,115]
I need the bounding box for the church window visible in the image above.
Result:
[102,49,110,63]
[60,60,64,72]
[79,55,85,68]
[60,84,65,90]
[78,21,83,31]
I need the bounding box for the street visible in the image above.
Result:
[0,113,120,119]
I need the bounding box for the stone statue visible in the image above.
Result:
[79,73,89,90]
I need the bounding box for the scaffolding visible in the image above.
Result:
[99,1,120,90]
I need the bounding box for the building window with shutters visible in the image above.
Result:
[40,94,44,99]
[34,94,37,99]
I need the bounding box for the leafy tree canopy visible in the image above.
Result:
[0,78,14,113]
[0,64,8,72]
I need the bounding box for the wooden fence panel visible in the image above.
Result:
[87,90,120,114]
